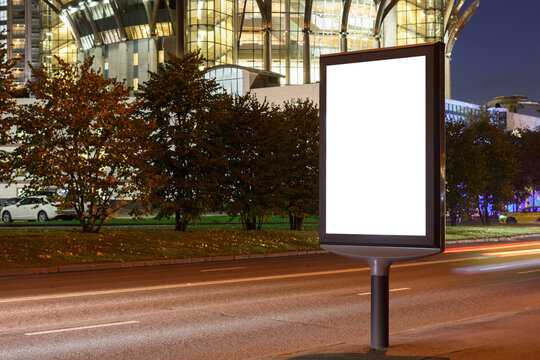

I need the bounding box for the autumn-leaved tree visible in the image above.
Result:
[137,51,229,231]
[6,56,150,232]
[279,99,319,230]
[0,31,17,180]
[221,94,283,230]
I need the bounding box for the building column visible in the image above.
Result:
[175,0,184,57]
[373,34,381,48]
[340,0,351,52]
[285,0,290,84]
[93,45,104,72]
[303,29,311,84]
[263,27,272,72]
[303,0,313,84]
[445,55,452,99]
[118,41,128,83]
[149,37,158,73]
[340,32,348,52]
[24,0,33,83]
[77,50,86,64]
[382,6,397,47]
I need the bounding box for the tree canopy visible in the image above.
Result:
[0,31,17,180]
[220,93,283,230]
[3,56,150,232]
[446,108,519,225]
[278,99,319,230]
[137,51,229,231]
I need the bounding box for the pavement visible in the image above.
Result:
[265,307,540,360]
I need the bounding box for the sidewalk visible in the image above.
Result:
[264,307,540,360]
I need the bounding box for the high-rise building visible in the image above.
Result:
[1,0,41,89]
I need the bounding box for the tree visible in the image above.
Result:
[278,99,319,230]
[445,108,519,225]
[513,127,540,207]
[0,31,17,180]
[137,51,228,231]
[467,108,519,225]
[4,56,150,233]
[221,94,283,230]
[445,117,480,225]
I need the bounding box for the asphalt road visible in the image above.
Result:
[1,240,539,360]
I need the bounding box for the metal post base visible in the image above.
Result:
[371,274,389,350]
[369,259,391,350]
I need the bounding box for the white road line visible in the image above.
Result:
[389,287,410,292]
[0,256,475,304]
[200,266,246,272]
[358,287,410,296]
[517,269,540,274]
[25,321,140,336]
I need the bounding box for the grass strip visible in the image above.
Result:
[0,228,320,269]
[445,225,540,240]
[0,224,538,269]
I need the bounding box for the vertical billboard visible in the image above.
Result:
[319,43,445,255]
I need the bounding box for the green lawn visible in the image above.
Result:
[445,224,540,240]
[0,224,538,269]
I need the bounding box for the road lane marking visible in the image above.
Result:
[25,321,140,336]
[517,269,540,274]
[358,287,410,296]
[0,257,477,304]
[200,267,246,272]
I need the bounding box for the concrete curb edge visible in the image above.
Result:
[1,234,538,277]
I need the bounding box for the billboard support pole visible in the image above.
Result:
[369,259,391,350]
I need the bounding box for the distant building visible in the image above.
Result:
[1,0,41,89]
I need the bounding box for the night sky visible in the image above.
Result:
[450,0,540,115]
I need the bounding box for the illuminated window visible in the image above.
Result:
[133,53,138,66]
[158,50,164,64]
[133,78,138,91]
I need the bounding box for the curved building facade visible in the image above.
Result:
[35,1,477,95]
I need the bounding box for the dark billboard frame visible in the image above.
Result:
[319,42,445,252]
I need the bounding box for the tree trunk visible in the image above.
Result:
[450,212,457,226]
[289,214,304,230]
[478,205,485,226]
[243,216,257,230]
[175,211,189,231]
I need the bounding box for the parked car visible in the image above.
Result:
[499,206,540,224]
[4,197,22,207]
[1,196,76,223]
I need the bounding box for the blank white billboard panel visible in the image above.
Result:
[325,56,426,236]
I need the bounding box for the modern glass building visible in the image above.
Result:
[0,0,478,96]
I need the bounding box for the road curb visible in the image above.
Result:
[1,234,538,277]
[445,233,540,244]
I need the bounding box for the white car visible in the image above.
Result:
[1,196,76,223]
